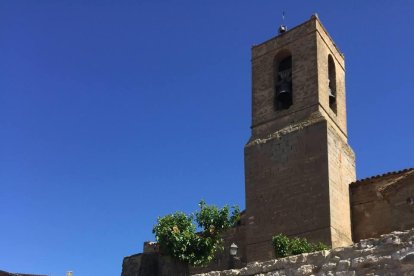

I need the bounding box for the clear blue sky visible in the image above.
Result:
[0,1,413,275]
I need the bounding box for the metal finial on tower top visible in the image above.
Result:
[278,11,287,34]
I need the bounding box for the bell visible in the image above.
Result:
[328,79,335,100]
[329,87,336,106]
[328,87,336,99]
[279,82,291,97]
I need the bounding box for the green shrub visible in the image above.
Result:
[272,234,329,258]
[152,201,240,266]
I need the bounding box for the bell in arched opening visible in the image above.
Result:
[328,55,337,113]
[275,56,293,110]
[328,79,336,104]
[277,70,292,100]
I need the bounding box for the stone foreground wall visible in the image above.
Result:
[122,253,189,276]
[194,229,414,276]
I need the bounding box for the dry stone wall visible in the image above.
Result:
[193,229,414,276]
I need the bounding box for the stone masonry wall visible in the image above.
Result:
[193,229,414,276]
[351,171,414,242]
[245,116,333,262]
[122,253,189,276]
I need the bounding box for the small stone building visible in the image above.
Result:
[351,168,414,241]
[121,15,414,276]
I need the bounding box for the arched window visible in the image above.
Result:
[274,54,293,110]
[328,55,337,113]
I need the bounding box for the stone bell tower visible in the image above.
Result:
[244,15,356,262]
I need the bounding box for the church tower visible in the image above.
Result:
[244,15,356,262]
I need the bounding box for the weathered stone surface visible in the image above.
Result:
[193,229,414,276]
[336,260,350,271]
[350,169,414,242]
[121,253,188,276]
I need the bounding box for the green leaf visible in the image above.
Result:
[152,201,240,266]
[272,233,329,258]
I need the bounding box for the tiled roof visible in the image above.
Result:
[350,168,414,187]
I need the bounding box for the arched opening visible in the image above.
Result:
[328,55,337,113]
[274,53,293,110]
